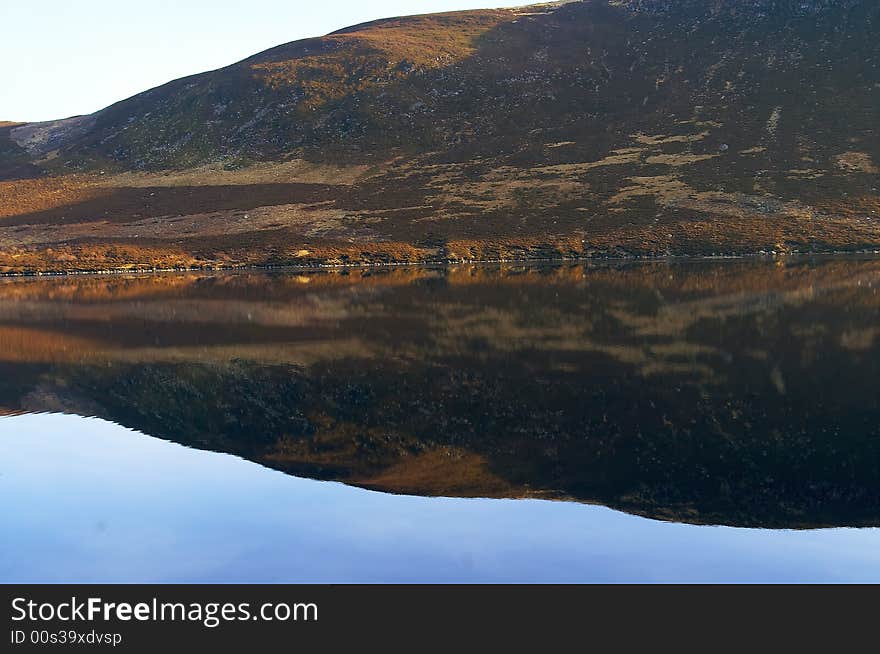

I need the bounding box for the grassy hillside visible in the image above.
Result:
[0,0,878,272]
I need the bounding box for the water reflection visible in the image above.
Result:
[3,413,880,583]
[0,258,878,532]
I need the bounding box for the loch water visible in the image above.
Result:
[1,258,879,582]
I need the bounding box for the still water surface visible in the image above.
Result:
[0,258,878,582]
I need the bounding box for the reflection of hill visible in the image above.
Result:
[0,259,878,528]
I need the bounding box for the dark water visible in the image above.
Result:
[1,258,879,582]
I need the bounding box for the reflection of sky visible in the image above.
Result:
[2,413,879,584]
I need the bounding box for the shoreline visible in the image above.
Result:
[2,248,880,279]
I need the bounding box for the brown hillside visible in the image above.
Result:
[1,1,878,272]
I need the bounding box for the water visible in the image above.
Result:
[1,258,879,582]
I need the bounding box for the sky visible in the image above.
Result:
[1,1,530,123]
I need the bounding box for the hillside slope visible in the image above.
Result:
[1,0,879,272]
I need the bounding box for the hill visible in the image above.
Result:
[1,0,878,272]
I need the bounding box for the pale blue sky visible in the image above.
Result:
[2,1,529,123]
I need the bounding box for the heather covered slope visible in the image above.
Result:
[1,0,879,272]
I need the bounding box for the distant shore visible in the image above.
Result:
[3,249,880,278]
